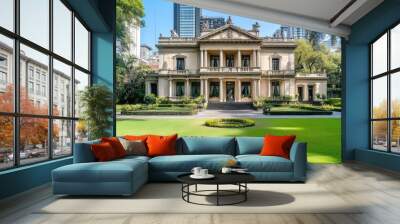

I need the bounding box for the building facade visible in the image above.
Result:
[140,44,152,60]
[128,23,141,57]
[0,41,81,155]
[146,22,327,103]
[173,3,201,37]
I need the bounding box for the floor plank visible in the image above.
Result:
[1,162,400,224]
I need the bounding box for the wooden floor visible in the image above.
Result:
[1,162,400,224]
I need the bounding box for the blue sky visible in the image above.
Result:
[141,0,281,51]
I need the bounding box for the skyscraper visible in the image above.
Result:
[273,26,309,39]
[200,16,226,31]
[173,3,201,37]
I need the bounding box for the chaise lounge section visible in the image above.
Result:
[52,136,307,196]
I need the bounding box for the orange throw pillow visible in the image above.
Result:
[91,142,117,162]
[146,134,178,157]
[260,135,296,159]
[124,135,151,142]
[101,137,126,158]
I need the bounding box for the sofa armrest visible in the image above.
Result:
[73,140,100,163]
[289,142,307,181]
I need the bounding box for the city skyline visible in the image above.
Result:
[141,0,280,51]
[140,0,340,54]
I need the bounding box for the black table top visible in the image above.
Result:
[177,172,255,185]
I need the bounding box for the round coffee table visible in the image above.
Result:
[177,173,255,206]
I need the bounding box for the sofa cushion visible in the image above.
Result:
[147,134,178,157]
[73,140,100,163]
[260,135,296,159]
[236,155,293,172]
[235,137,264,155]
[91,142,118,162]
[179,137,236,155]
[119,138,147,156]
[101,137,127,158]
[149,154,235,172]
[53,158,147,183]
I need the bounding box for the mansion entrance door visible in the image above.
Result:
[226,81,235,102]
[308,85,314,102]
[297,86,303,101]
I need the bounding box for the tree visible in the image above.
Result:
[0,85,59,150]
[117,0,145,54]
[307,31,324,49]
[116,55,152,104]
[116,0,149,104]
[80,84,113,139]
[295,39,329,72]
[295,39,342,98]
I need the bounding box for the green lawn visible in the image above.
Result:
[117,118,341,164]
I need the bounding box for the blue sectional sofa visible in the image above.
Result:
[52,136,307,196]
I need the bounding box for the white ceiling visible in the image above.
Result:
[170,0,384,37]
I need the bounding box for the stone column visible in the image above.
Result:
[257,50,261,67]
[304,84,308,101]
[252,50,257,67]
[219,50,224,68]
[169,79,173,98]
[200,50,204,67]
[200,79,204,96]
[268,79,271,97]
[258,79,261,97]
[252,79,257,98]
[204,50,208,67]
[204,79,209,102]
[237,50,241,68]
[237,79,242,102]
[185,79,190,97]
[219,78,224,102]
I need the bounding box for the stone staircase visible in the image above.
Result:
[207,102,254,110]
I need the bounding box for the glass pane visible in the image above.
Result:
[20,117,49,165]
[75,120,88,143]
[0,35,14,112]
[0,0,14,31]
[372,33,387,76]
[53,0,72,60]
[53,119,72,157]
[75,18,89,70]
[391,72,400,118]
[0,116,14,170]
[74,69,89,118]
[391,120,400,153]
[372,121,388,151]
[20,44,49,115]
[372,76,387,119]
[391,24,400,70]
[20,0,49,49]
[53,59,72,117]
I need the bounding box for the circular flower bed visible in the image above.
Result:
[204,118,255,128]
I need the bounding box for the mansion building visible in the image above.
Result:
[145,19,327,103]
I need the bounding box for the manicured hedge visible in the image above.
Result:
[205,118,256,128]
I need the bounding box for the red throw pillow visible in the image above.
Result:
[91,142,118,162]
[260,135,296,159]
[146,134,178,157]
[101,137,126,158]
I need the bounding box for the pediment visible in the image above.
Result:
[199,25,260,41]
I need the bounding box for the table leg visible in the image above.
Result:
[217,184,220,206]
[187,184,190,202]
[245,183,247,201]
[195,184,198,192]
